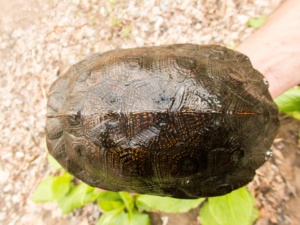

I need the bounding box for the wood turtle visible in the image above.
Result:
[46,44,279,199]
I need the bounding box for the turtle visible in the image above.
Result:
[45,44,279,199]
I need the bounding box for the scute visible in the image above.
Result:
[46,44,279,199]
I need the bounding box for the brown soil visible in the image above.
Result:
[1,0,300,225]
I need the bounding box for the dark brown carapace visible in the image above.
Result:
[45,44,279,198]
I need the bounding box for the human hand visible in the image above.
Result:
[236,0,300,98]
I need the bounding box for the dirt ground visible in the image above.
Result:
[1,0,300,225]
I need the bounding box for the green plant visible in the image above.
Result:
[275,87,300,120]
[33,155,205,225]
[33,156,101,214]
[34,155,259,225]
[121,26,132,39]
[96,192,150,225]
[226,44,237,50]
[199,187,258,225]
[247,17,267,29]
[111,17,122,27]
[34,162,259,225]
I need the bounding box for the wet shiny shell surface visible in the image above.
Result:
[46,44,279,198]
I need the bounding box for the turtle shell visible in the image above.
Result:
[46,44,279,199]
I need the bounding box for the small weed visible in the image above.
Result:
[111,17,122,27]
[247,17,267,29]
[121,26,132,39]
[33,156,259,225]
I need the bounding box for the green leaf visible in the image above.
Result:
[32,176,56,203]
[96,209,150,225]
[96,207,126,225]
[136,195,204,213]
[98,191,125,212]
[247,17,267,29]
[198,200,219,225]
[128,210,150,225]
[84,185,102,203]
[47,154,62,169]
[58,182,100,214]
[119,192,135,213]
[275,87,300,118]
[199,187,259,225]
[51,173,73,200]
[32,173,73,203]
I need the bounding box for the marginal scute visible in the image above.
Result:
[125,57,142,69]
[47,93,64,112]
[46,118,63,140]
[50,138,67,160]
[46,44,279,199]
[175,56,196,70]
